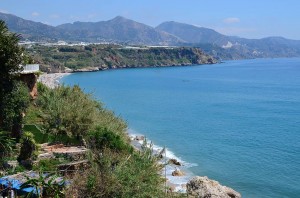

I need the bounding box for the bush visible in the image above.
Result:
[17,132,38,168]
[87,127,132,153]
[36,83,127,141]
[66,142,165,198]
[33,159,67,172]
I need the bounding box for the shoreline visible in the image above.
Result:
[40,72,242,196]
[128,131,194,193]
[38,73,72,88]
[38,73,192,192]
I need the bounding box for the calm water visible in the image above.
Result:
[62,58,300,198]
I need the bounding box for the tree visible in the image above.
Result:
[2,81,30,139]
[0,20,30,140]
[0,20,24,83]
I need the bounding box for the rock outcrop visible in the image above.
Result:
[168,158,181,166]
[172,169,185,176]
[19,73,38,99]
[186,176,241,198]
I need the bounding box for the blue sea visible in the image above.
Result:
[62,58,300,198]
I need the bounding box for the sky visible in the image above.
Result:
[1,0,300,39]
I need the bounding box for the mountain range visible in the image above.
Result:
[1,12,300,59]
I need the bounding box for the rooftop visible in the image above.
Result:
[20,64,39,74]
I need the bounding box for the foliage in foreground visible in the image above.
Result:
[17,132,38,169]
[25,83,171,197]
[33,82,127,142]
[66,137,165,198]
[21,171,65,198]
[1,81,30,140]
[0,131,15,159]
[0,20,32,140]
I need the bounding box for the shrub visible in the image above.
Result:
[36,83,127,141]
[66,142,165,198]
[17,132,38,168]
[87,127,132,153]
[33,159,65,172]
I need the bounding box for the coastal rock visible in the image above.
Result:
[172,169,185,176]
[134,135,145,141]
[168,158,181,166]
[186,176,241,198]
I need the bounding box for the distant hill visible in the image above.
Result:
[0,12,61,41]
[56,16,183,45]
[156,21,300,59]
[156,21,229,45]
[0,13,182,45]
[1,12,300,59]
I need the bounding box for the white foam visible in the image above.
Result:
[128,128,198,192]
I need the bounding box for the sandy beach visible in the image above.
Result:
[38,73,72,88]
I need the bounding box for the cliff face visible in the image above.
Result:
[26,45,217,72]
[19,73,38,99]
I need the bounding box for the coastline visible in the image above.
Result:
[41,72,242,196]
[39,72,192,192]
[38,73,72,88]
[128,131,194,193]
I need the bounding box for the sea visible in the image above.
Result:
[62,58,300,198]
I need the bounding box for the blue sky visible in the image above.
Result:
[1,0,300,39]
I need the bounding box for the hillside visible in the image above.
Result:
[156,21,229,45]
[56,16,183,45]
[0,12,61,41]
[157,21,300,59]
[1,12,300,60]
[26,44,216,72]
[0,13,182,45]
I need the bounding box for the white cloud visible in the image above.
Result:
[0,9,9,14]
[50,14,60,19]
[223,17,240,24]
[31,12,39,17]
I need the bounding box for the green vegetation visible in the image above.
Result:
[0,131,15,158]
[67,145,166,197]
[0,20,184,197]
[32,82,127,143]
[0,20,32,140]
[17,132,38,169]
[1,81,31,140]
[21,171,65,198]
[33,159,69,172]
[26,44,216,72]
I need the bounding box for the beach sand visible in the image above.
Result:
[38,73,71,88]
